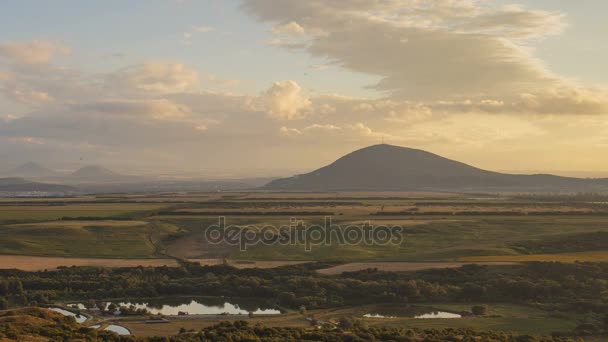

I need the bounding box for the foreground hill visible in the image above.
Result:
[265,144,608,192]
[0,308,571,341]
[0,178,76,193]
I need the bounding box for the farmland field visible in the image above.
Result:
[1,192,607,340]
[0,192,607,264]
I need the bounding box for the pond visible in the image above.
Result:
[49,307,88,323]
[363,306,462,319]
[363,313,396,318]
[414,311,462,319]
[110,298,281,315]
[104,325,130,335]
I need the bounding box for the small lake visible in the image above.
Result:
[49,307,88,323]
[363,307,462,319]
[415,311,462,319]
[109,299,281,315]
[104,325,130,335]
[363,313,395,318]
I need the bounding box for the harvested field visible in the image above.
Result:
[187,259,312,269]
[317,261,518,275]
[0,255,178,271]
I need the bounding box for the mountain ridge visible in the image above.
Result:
[264,144,608,192]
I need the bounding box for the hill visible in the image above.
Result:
[70,165,122,181]
[264,144,608,192]
[0,177,76,193]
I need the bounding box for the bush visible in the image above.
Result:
[0,297,8,310]
[472,305,488,316]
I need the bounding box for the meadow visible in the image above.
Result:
[0,192,606,263]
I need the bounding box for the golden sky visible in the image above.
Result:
[1,1,607,177]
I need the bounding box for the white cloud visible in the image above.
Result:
[279,126,302,136]
[272,21,305,35]
[243,0,608,115]
[304,123,341,131]
[257,80,312,120]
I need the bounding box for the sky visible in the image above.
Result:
[0,0,607,177]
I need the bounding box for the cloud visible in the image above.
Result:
[243,0,608,115]
[73,98,191,120]
[8,87,53,105]
[107,61,199,94]
[279,126,302,136]
[208,75,240,87]
[256,80,312,119]
[7,136,45,145]
[0,40,70,65]
[457,5,566,39]
[182,26,215,44]
[272,21,305,35]
[193,26,215,33]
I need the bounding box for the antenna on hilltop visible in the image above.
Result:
[381,135,385,144]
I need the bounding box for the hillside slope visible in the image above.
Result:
[264,144,608,192]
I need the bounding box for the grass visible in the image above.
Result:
[0,220,179,258]
[458,251,608,262]
[0,204,166,222]
[314,303,579,335]
[118,302,577,336]
[2,193,608,263]
[231,216,608,262]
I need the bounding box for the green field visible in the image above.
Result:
[0,203,167,222]
[0,220,179,258]
[1,192,608,263]
[309,303,580,335]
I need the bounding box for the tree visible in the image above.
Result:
[338,317,355,330]
[0,297,8,310]
[472,305,488,316]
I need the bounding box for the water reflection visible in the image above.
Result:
[104,325,130,335]
[49,307,88,323]
[101,298,281,316]
[414,311,461,319]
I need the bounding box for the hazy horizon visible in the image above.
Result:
[5,143,608,180]
[1,0,608,176]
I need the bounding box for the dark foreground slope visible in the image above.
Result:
[265,144,608,192]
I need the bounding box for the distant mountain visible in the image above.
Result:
[10,162,59,178]
[0,177,76,193]
[264,144,608,192]
[71,165,120,180]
